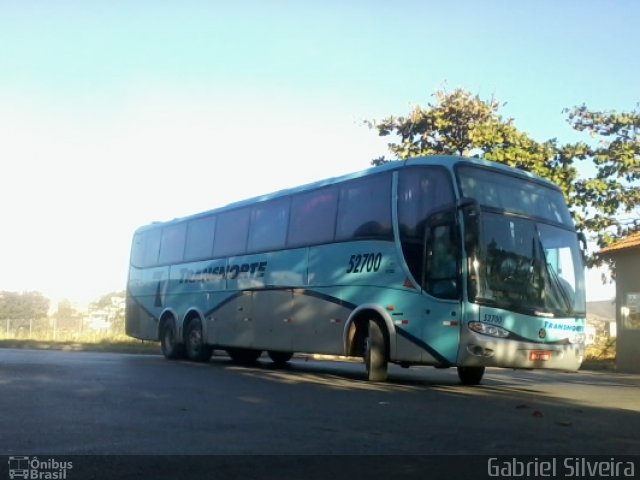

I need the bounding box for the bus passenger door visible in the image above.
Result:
[420,210,461,365]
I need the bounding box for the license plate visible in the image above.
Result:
[530,350,552,361]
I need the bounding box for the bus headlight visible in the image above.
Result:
[468,321,510,338]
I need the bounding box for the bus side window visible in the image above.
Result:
[398,166,455,285]
[130,232,145,267]
[425,223,459,300]
[184,215,216,262]
[287,187,339,247]
[213,208,251,257]
[141,229,162,268]
[336,173,392,241]
[158,223,187,265]
[248,198,290,252]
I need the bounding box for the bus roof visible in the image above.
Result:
[137,155,559,231]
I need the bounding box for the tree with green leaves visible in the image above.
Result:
[91,291,126,334]
[367,88,639,265]
[563,105,640,249]
[92,291,125,309]
[0,291,49,321]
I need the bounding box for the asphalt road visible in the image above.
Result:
[1,347,639,457]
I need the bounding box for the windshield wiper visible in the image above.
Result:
[546,262,573,313]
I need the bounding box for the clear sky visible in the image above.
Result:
[1,0,637,303]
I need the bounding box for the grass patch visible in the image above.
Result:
[0,337,160,355]
[585,338,616,360]
[581,338,616,371]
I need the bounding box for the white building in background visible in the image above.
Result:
[599,232,640,373]
[83,294,125,332]
[85,310,110,331]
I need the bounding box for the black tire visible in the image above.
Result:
[457,366,485,385]
[365,319,388,382]
[227,348,262,365]
[268,350,294,366]
[160,320,185,360]
[185,318,212,362]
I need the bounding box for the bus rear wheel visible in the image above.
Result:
[268,351,293,366]
[160,320,184,360]
[365,319,388,382]
[185,318,212,362]
[457,366,485,385]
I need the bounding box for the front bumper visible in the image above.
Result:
[458,331,584,371]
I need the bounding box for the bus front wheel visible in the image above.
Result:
[160,320,184,360]
[185,318,212,362]
[457,366,485,385]
[268,350,293,366]
[365,319,388,382]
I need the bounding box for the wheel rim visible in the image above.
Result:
[364,320,388,381]
[163,327,173,351]
[364,337,372,373]
[188,327,201,355]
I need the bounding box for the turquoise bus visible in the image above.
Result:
[125,155,586,384]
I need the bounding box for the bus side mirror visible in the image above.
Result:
[577,231,587,250]
[458,197,480,252]
[577,231,588,264]
[457,197,479,211]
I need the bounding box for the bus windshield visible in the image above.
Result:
[469,212,586,317]
[458,166,586,317]
[457,165,574,227]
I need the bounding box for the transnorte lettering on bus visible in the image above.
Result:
[180,261,267,284]
[542,321,584,332]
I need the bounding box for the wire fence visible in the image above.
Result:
[0,317,126,342]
